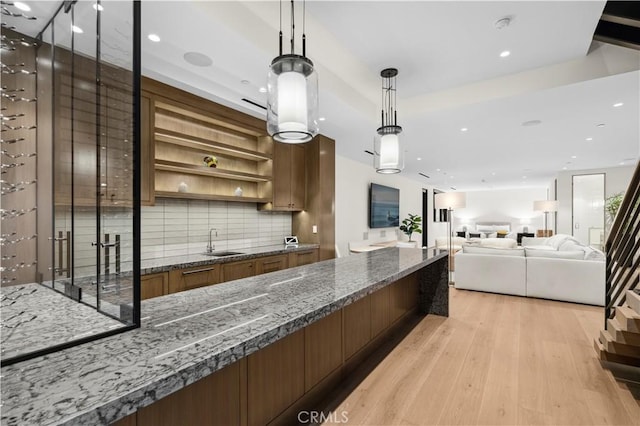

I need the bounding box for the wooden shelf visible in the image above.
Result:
[155,129,271,161]
[155,191,270,203]
[155,160,271,183]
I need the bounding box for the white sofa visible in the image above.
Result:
[455,234,605,306]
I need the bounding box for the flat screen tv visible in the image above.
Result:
[369,183,400,228]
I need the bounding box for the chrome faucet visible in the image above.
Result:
[207,228,218,253]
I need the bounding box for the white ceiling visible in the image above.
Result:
[12,1,640,191]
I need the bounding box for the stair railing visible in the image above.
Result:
[605,160,640,327]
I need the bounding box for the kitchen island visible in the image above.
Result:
[0,247,448,426]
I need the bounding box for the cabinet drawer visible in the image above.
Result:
[289,249,319,268]
[168,264,221,293]
[222,260,255,282]
[141,272,168,300]
[255,254,289,275]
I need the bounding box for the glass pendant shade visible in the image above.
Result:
[375,129,404,174]
[374,67,403,174]
[267,54,319,143]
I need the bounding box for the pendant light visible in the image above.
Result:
[267,0,319,144]
[374,68,404,173]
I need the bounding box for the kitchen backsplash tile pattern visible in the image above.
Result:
[141,199,292,260]
[51,200,291,278]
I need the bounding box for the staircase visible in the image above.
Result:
[595,290,640,367]
[595,159,640,369]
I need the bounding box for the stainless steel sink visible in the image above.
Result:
[202,251,244,257]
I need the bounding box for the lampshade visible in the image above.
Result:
[374,68,404,174]
[266,1,319,144]
[435,192,466,210]
[533,200,558,212]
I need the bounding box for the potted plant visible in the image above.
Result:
[399,213,422,242]
[605,192,624,224]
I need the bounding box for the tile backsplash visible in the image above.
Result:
[141,199,292,260]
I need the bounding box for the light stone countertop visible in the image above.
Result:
[0,247,446,426]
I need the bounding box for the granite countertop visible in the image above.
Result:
[0,247,446,426]
[141,243,320,275]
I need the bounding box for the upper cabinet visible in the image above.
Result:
[267,142,306,211]
[140,78,273,205]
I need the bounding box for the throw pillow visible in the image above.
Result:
[525,248,584,260]
[582,246,605,261]
[456,231,466,238]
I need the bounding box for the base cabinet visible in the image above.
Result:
[222,260,255,282]
[254,254,288,275]
[289,249,319,268]
[140,272,168,300]
[145,249,319,300]
[168,264,221,294]
[136,362,241,426]
[113,272,422,426]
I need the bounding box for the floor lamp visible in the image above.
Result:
[435,191,466,285]
[533,200,558,237]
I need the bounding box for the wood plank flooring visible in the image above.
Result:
[321,288,640,425]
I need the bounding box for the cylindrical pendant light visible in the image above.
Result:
[374,68,404,173]
[267,0,319,144]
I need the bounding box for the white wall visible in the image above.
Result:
[335,155,433,256]
[555,164,635,239]
[453,187,548,234]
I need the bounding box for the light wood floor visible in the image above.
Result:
[322,288,640,425]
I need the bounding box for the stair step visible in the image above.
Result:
[607,318,640,347]
[615,306,640,333]
[627,289,640,315]
[600,329,640,358]
[594,338,640,367]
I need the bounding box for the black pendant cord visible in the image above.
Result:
[290,0,295,55]
[278,0,282,56]
[302,0,306,57]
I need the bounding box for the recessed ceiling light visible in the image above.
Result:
[460,127,468,132]
[259,87,267,93]
[522,119,542,127]
[613,102,624,107]
[318,117,326,121]
[72,25,84,34]
[597,123,606,128]
[619,162,625,165]
[147,34,160,42]
[183,52,213,67]
[241,80,250,85]
[436,168,441,172]
[500,50,511,58]
[13,1,30,11]
[93,3,104,11]
[491,172,496,176]
[522,176,527,179]
[450,176,455,179]
[416,157,422,161]
[571,155,577,159]
[586,137,593,141]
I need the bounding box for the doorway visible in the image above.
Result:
[572,174,605,249]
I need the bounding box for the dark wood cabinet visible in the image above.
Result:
[254,254,288,275]
[141,272,168,300]
[289,249,319,267]
[168,264,221,294]
[221,260,255,282]
[266,142,305,211]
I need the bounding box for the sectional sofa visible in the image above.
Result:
[455,234,605,306]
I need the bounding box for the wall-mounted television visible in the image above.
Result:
[369,183,400,228]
